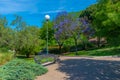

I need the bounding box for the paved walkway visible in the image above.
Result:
[36,56,120,80]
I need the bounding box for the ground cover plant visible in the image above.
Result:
[0,59,48,80]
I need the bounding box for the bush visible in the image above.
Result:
[0,47,9,53]
[49,46,59,54]
[62,46,70,53]
[0,59,48,80]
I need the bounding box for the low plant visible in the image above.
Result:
[0,59,48,80]
[34,55,55,64]
[0,52,14,65]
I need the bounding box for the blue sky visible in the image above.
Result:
[0,0,97,27]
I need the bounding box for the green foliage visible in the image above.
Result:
[0,53,13,65]
[10,15,41,57]
[1,1,120,56]
[0,50,14,65]
[62,45,71,53]
[92,0,120,45]
[49,46,59,54]
[0,16,13,48]
[35,56,55,63]
[40,21,55,45]
[69,11,82,18]
[78,0,120,46]
[65,46,120,56]
[41,58,54,63]
[0,59,48,80]
[0,47,8,52]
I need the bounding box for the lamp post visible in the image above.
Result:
[45,15,50,54]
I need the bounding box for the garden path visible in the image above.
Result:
[36,56,120,80]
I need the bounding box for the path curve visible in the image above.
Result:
[35,56,120,80]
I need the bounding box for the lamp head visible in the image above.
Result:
[45,15,50,21]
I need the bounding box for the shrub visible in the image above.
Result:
[62,46,70,53]
[0,47,9,53]
[0,59,48,80]
[49,47,59,54]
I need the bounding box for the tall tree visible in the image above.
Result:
[79,4,102,47]
[0,16,10,47]
[66,17,81,54]
[11,15,40,58]
[54,11,70,54]
[92,0,120,45]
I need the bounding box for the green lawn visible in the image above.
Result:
[16,55,55,64]
[39,57,54,63]
[64,46,120,56]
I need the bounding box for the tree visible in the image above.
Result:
[79,4,103,48]
[0,16,10,48]
[53,11,70,54]
[40,21,54,45]
[19,26,40,58]
[92,0,120,45]
[65,17,81,54]
[80,17,94,50]
[11,15,40,58]
[54,11,93,54]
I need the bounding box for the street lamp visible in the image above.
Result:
[45,15,50,54]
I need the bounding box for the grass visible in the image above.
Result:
[34,55,55,64]
[16,55,55,64]
[64,46,120,56]
[40,57,54,63]
[0,52,14,65]
[16,55,35,63]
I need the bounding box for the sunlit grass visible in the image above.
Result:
[65,46,120,56]
[0,52,14,65]
[16,55,54,64]
[40,57,54,63]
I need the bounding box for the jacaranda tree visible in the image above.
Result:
[80,17,94,50]
[66,17,81,54]
[54,11,93,54]
[54,11,70,54]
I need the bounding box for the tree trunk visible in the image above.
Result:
[59,45,62,54]
[14,49,18,57]
[97,36,101,48]
[82,41,87,50]
[26,53,30,58]
[74,38,78,55]
[13,52,17,58]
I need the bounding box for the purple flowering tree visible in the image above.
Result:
[68,16,93,52]
[66,17,81,55]
[54,11,93,54]
[80,17,94,50]
[53,11,70,54]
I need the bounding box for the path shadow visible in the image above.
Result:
[57,59,120,80]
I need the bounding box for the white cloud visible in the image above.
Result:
[0,0,68,15]
[42,10,63,14]
[42,0,66,14]
[0,0,39,14]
